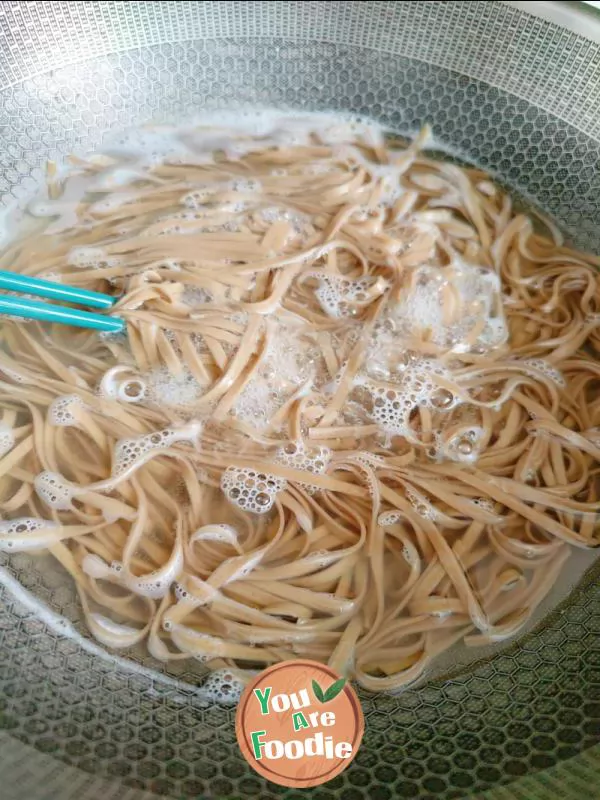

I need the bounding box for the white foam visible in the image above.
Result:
[0,364,27,384]
[112,423,203,476]
[378,510,403,526]
[0,517,59,551]
[67,246,121,270]
[48,394,86,427]
[310,272,387,319]
[145,366,205,411]
[355,356,460,439]
[34,471,76,511]
[221,467,286,514]
[274,441,331,494]
[233,320,316,430]
[389,261,507,354]
[99,366,147,404]
[522,358,566,388]
[440,426,485,464]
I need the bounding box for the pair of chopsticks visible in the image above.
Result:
[0,270,124,333]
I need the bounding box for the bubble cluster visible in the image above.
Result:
[233,322,316,430]
[0,517,58,551]
[441,427,485,464]
[355,357,459,439]
[99,367,148,404]
[197,668,245,704]
[34,471,76,510]
[67,246,122,269]
[228,178,261,193]
[113,423,202,476]
[221,467,286,514]
[311,272,385,319]
[390,262,508,353]
[0,365,26,383]
[472,497,496,513]
[523,358,566,388]
[274,441,331,494]
[48,394,86,426]
[0,517,55,535]
[377,510,403,526]
[145,367,205,411]
[351,451,386,469]
[406,487,440,520]
[181,186,219,209]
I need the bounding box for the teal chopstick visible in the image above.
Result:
[0,269,116,310]
[0,295,125,333]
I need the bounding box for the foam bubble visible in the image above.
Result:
[352,451,386,469]
[355,356,460,439]
[522,358,566,388]
[406,487,439,520]
[48,394,86,427]
[221,467,286,514]
[0,517,59,551]
[274,441,331,494]
[146,366,205,411]
[34,471,76,510]
[310,273,387,319]
[472,497,496,514]
[232,322,316,430]
[181,186,220,209]
[389,261,507,354]
[442,427,484,464]
[378,511,403,526]
[99,366,146,404]
[0,365,27,384]
[67,246,121,270]
[113,423,202,476]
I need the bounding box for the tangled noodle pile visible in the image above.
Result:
[0,116,598,691]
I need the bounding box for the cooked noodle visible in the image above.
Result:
[0,116,598,691]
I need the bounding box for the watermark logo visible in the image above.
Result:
[236,659,364,788]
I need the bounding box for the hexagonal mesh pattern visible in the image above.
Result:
[0,2,599,798]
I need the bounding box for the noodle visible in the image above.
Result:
[0,115,598,692]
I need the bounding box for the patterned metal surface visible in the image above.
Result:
[0,2,599,798]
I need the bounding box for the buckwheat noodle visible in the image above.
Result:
[0,116,598,692]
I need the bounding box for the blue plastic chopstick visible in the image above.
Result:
[0,270,124,333]
[0,269,115,309]
[0,295,124,333]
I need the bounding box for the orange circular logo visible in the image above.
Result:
[236,659,364,788]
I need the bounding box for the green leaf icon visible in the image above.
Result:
[312,677,346,703]
[323,677,346,702]
[312,679,325,703]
